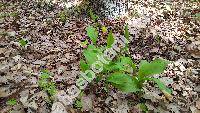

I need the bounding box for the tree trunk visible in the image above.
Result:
[87,0,130,18]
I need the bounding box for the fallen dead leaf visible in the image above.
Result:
[196,99,200,110]
[51,102,68,113]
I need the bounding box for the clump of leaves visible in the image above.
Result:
[7,98,17,106]
[38,70,56,96]
[80,24,172,98]
[107,59,171,94]
[74,99,83,109]
[58,10,68,23]
[19,39,28,47]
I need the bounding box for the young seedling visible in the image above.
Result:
[38,70,56,96]
[58,10,68,23]
[7,98,17,106]
[19,39,28,47]
[74,99,83,109]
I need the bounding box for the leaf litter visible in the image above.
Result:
[0,0,199,113]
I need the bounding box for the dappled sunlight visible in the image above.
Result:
[52,0,83,8]
[0,0,199,113]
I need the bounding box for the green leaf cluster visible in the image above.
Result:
[107,59,171,93]
[58,10,68,23]
[19,39,28,47]
[7,98,17,106]
[38,70,56,96]
[74,99,83,109]
[81,24,171,97]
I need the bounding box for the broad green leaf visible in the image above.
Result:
[80,59,89,71]
[107,30,114,48]
[195,13,200,18]
[121,56,136,72]
[107,73,140,92]
[145,78,172,94]
[145,78,172,101]
[138,59,170,77]
[86,44,96,50]
[83,45,101,65]
[19,39,28,47]
[86,26,98,44]
[83,49,97,65]
[124,24,129,40]
[103,62,117,72]
[114,82,139,93]
[103,56,136,74]
[120,56,134,66]
[107,73,132,84]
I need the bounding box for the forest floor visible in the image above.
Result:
[0,0,200,113]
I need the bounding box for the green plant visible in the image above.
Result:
[80,24,171,99]
[86,26,98,44]
[89,9,99,22]
[107,59,171,93]
[0,12,19,19]
[106,30,114,48]
[38,69,56,96]
[9,12,19,17]
[7,98,17,106]
[74,99,83,109]
[124,24,129,40]
[58,11,68,23]
[19,39,28,47]
[101,26,107,34]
